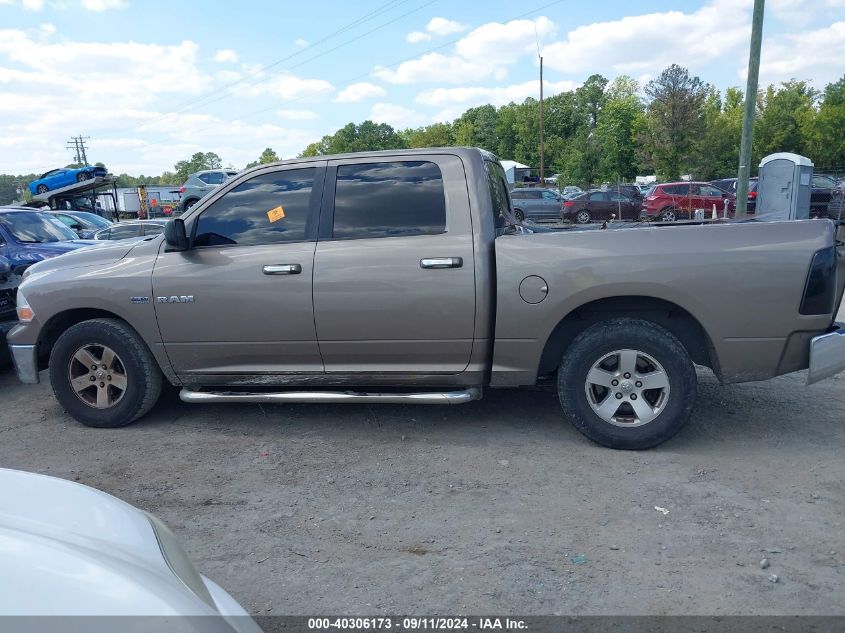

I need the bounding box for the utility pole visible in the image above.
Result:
[736,0,765,219]
[66,135,91,166]
[539,55,545,183]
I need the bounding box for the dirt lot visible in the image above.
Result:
[2,307,844,616]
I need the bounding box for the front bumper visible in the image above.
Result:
[9,344,39,384]
[808,322,845,384]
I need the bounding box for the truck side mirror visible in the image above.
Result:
[164,218,188,252]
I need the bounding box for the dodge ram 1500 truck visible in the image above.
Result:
[7,148,845,449]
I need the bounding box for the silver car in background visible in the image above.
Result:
[509,187,564,221]
[179,169,240,213]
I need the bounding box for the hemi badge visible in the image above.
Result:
[130,296,150,304]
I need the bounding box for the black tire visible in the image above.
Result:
[638,210,650,222]
[575,209,591,224]
[513,208,525,222]
[49,318,163,428]
[77,171,92,182]
[36,184,48,194]
[557,318,697,450]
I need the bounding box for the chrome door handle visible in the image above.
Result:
[263,264,302,275]
[420,257,463,269]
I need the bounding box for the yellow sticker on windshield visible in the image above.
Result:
[267,206,286,223]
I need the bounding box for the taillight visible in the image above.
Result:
[800,247,837,315]
[179,186,186,193]
[748,191,757,199]
[564,200,573,207]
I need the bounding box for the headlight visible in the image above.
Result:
[16,291,34,322]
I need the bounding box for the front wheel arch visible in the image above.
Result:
[36,309,175,384]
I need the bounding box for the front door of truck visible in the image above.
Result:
[152,164,326,379]
[312,155,476,374]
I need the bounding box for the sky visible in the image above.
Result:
[0,0,843,176]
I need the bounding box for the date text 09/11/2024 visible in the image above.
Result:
[306,618,527,630]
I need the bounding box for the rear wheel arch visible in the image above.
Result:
[537,296,719,378]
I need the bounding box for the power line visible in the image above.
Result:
[182,0,564,139]
[158,0,436,122]
[131,0,566,158]
[137,0,413,129]
[66,135,91,165]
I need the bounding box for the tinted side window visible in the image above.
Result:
[197,173,211,184]
[589,192,607,201]
[144,224,165,236]
[485,160,512,229]
[541,190,558,199]
[110,225,139,239]
[206,172,226,185]
[511,190,528,199]
[332,161,446,239]
[194,168,316,247]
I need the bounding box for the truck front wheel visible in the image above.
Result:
[557,318,697,449]
[49,318,163,428]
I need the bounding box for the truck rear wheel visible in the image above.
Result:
[49,318,163,428]
[557,318,697,449]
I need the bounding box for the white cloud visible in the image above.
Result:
[335,81,386,103]
[416,79,577,109]
[22,0,43,10]
[80,0,128,10]
[542,0,750,76]
[377,17,555,84]
[294,38,308,47]
[277,109,319,120]
[0,29,208,98]
[426,17,467,36]
[213,49,239,63]
[406,31,431,43]
[238,72,334,101]
[368,103,426,128]
[758,21,845,87]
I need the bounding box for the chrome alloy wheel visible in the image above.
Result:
[584,349,670,427]
[68,344,128,409]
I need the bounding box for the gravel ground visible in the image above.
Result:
[1,305,844,616]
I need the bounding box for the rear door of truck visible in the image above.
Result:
[312,154,476,374]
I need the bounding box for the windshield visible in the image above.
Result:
[0,212,78,243]
[69,211,112,229]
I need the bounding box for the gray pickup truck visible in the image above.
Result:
[7,148,845,449]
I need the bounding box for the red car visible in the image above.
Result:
[642,182,737,221]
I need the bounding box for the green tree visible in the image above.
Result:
[406,123,454,148]
[754,80,818,160]
[245,147,280,169]
[693,87,744,180]
[643,64,710,180]
[452,105,498,151]
[809,76,845,169]
[576,74,609,129]
[173,152,223,182]
[299,121,406,156]
[594,93,644,180]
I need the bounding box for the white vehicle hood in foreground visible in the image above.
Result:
[0,468,256,627]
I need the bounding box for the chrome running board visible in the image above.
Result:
[179,386,482,405]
